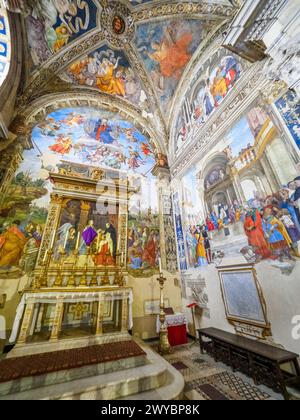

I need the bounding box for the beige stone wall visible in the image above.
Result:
[128,271,182,339]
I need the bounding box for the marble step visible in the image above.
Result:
[0,353,147,397]
[119,359,185,401]
[7,332,132,358]
[0,346,171,400]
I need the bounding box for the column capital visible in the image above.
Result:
[50,193,64,205]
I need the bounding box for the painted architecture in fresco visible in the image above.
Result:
[135,19,212,111]
[178,100,300,275]
[0,107,161,275]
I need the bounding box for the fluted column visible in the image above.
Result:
[50,300,64,341]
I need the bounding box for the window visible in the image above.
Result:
[0,6,11,88]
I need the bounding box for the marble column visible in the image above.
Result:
[50,300,64,341]
[17,301,35,345]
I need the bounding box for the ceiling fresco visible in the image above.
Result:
[63,45,147,109]
[20,0,238,154]
[134,18,213,112]
[26,0,98,68]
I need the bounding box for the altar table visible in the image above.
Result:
[157,313,188,346]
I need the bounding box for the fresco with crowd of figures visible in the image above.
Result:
[0,107,160,275]
[176,98,300,276]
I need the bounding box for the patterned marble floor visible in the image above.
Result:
[151,342,284,400]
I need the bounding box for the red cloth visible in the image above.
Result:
[167,324,188,346]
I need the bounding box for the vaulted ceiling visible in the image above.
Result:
[18,0,239,154]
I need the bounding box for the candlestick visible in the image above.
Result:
[121,252,124,265]
[63,230,69,249]
[157,273,171,355]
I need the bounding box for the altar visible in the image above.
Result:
[8,163,136,354]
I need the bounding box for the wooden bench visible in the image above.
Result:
[198,328,300,400]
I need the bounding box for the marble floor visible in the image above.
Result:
[150,341,285,400]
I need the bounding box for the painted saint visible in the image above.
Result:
[0,221,27,267]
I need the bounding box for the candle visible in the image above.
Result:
[121,252,124,265]
[76,231,81,250]
[64,230,69,249]
[43,249,48,264]
[159,257,162,274]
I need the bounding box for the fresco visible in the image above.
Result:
[0,107,158,275]
[179,104,300,275]
[276,89,300,150]
[127,210,160,277]
[66,46,145,107]
[176,50,242,153]
[135,19,211,111]
[0,9,10,87]
[26,0,98,67]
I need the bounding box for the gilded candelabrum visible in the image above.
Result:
[54,249,66,287]
[101,252,110,286]
[157,272,171,355]
[115,252,125,286]
[90,248,99,287]
[67,249,79,287]
[38,249,53,288]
